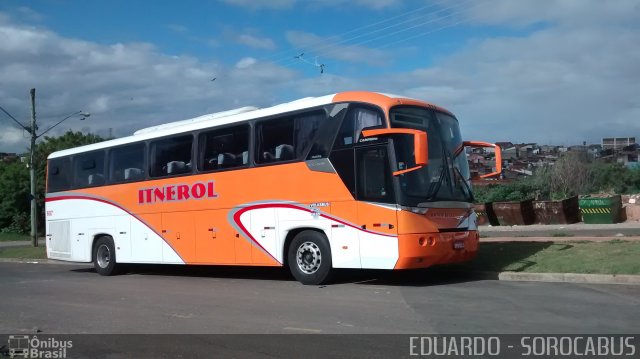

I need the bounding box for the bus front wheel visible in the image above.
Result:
[93,236,119,276]
[287,230,333,285]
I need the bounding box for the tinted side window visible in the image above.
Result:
[109,143,145,183]
[150,135,193,177]
[47,157,72,193]
[329,149,355,196]
[293,111,326,159]
[73,151,106,188]
[256,110,329,164]
[307,104,346,160]
[199,125,249,171]
[356,146,394,203]
[256,117,295,164]
[334,107,384,149]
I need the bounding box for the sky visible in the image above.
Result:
[1,0,639,153]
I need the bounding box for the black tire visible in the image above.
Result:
[93,236,119,276]
[287,230,333,285]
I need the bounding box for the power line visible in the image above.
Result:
[377,17,470,49]
[291,0,469,64]
[311,0,476,63]
[285,2,474,74]
[258,0,451,65]
[0,105,28,131]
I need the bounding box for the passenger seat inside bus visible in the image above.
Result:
[217,153,236,168]
[124,168,143,180]
[88,173,105,186]
[275,144,294,161]
[166,161,191,174]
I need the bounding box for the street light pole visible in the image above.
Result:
[29,89,37,247]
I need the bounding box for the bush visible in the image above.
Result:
[474,179,546,202]
[474,159,640,203]
[1,212,30,234]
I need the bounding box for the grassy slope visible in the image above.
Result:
[462,240,640,275]
[0,232,29,242]
[0,246,47,259]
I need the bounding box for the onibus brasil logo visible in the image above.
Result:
[6,335,72,358]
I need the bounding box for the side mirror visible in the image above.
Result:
[361,128,428,176]
[459,141,502,179]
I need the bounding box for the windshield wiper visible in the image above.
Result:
[453,166,474,202]
[423,145,449,202]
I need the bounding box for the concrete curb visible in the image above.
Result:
[470,271,640,285]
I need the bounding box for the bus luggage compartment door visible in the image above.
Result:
[249,208,279,265]
[47,220,71,260]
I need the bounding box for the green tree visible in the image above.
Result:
[590,163,640,194]
[0,131,107,233]
[0,161,30,233]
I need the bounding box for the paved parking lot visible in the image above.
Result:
[1,262,639,335]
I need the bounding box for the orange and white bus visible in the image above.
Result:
[45,91,501,284]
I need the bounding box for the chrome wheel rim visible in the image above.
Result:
[296,241,321,274]
[96,244,111,269]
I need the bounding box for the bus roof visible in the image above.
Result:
[48,91,449,159]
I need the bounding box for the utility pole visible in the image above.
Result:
[30,88,38,247]
[1,90,89,248]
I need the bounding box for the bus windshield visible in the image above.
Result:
[390,106,473,206]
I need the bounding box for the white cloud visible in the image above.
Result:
[464,0,640,27]
[0,15,297,152]
[221,0,295,10]
[311,0,401,10]
[0,127,28,153]
[221,0,401,10]
[167,24,189,34]
[235,57,257,69]
[234,33,276,50]
[393,1,640,144]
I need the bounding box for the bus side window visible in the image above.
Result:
[150,135,193,177]
[109,143,145,183]
[307,104,347,160]
[293,110,326,159]
[47,157,72,193]
[198,125,249,171]
[256,117,295,164]
[73,150,106,188]
[334,106,383,149]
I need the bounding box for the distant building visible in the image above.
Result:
[539,145,557,154]
[495,142,514,149]
[602,137,636,151]
[0,152,18,163]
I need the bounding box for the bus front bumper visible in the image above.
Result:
[394,231,479,269]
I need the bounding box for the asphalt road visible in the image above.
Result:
[1,262,639,357]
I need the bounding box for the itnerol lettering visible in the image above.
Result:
[138,181,218,204]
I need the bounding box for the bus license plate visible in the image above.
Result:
[453,240,465,249]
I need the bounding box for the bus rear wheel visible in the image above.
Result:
[93,236,119,276]
[287,230,332,285]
